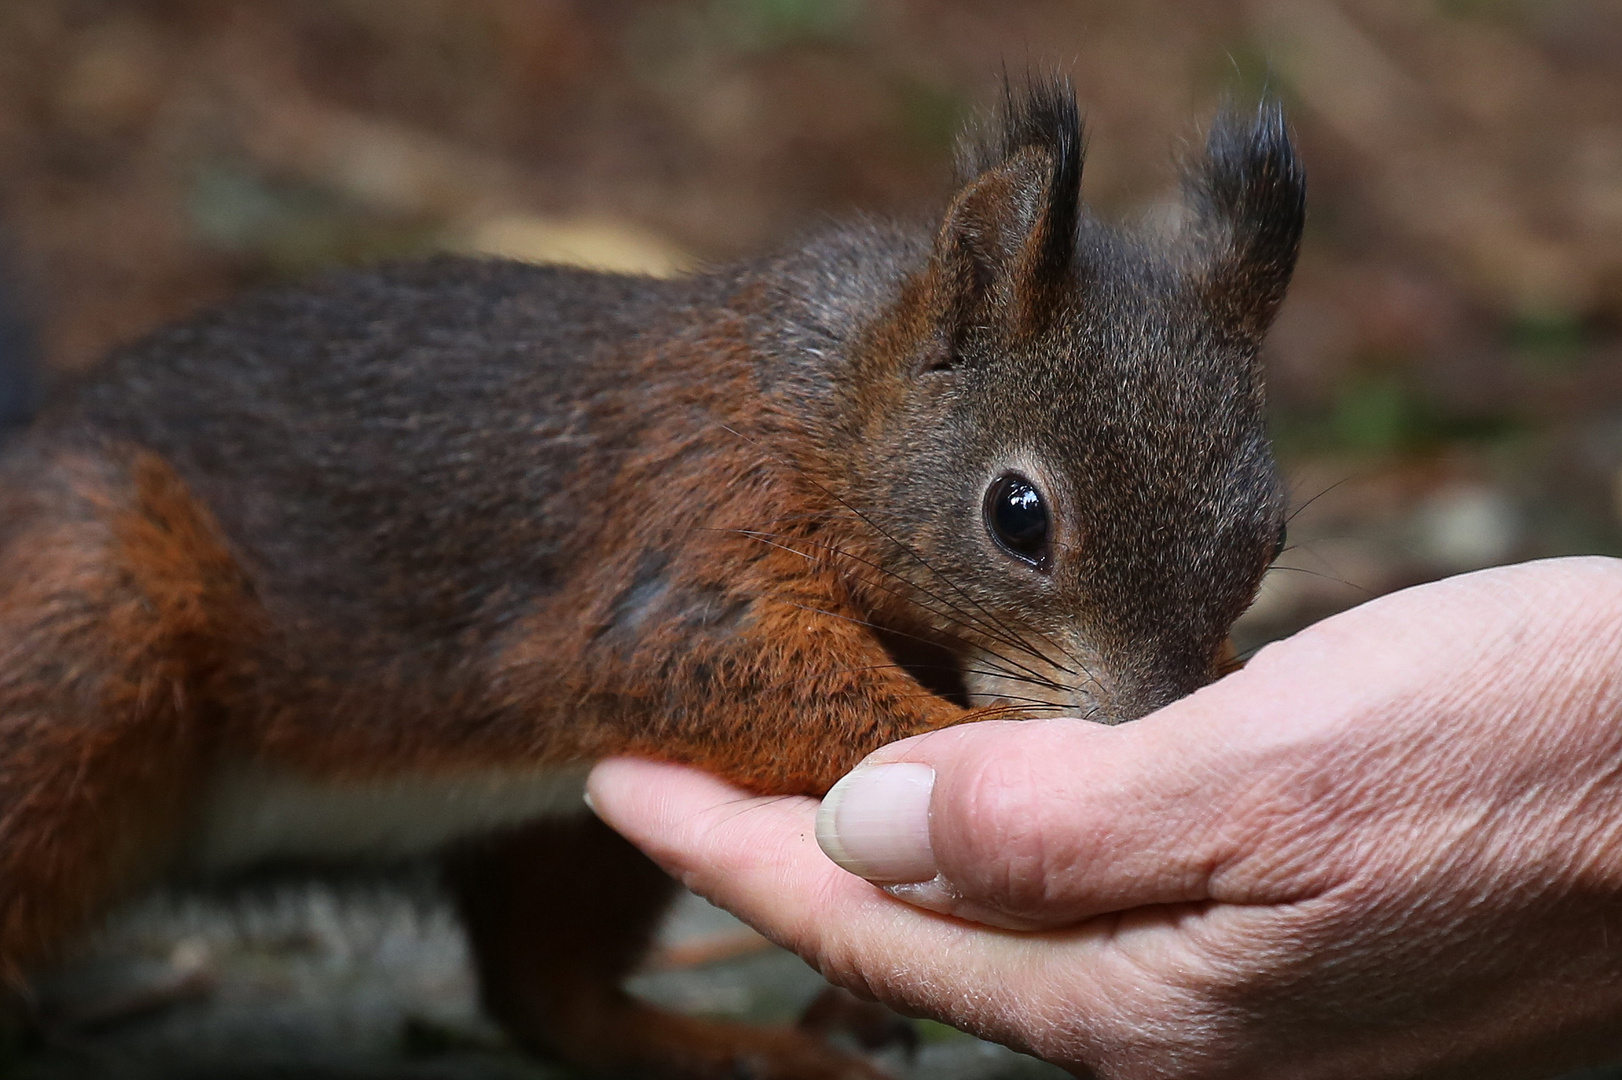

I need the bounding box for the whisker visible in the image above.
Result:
[753,660,1084,700]
[742,510,864,529]
[746,528,1104,696]
[885,693,1071,715]
[774,600,1072,696]
[723,526,1074,688]
[713,423,1093,682]
[1266,563,1374,597]
[1233,640,1269,665]
[725,529,1073,693]
[965,701,1073,717]
[968,694,1074,710]
[1286,474,1353,525]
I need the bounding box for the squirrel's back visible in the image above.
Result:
[53,260,693,644]
[11,257,776,676]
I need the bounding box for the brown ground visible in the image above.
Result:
[4,0,1622,637]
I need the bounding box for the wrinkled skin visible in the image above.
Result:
[589,557,1622,1080]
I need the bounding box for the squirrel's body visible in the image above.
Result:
[0,82,1303,1078]
[31,243,935,871]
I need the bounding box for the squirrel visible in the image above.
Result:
[0,78,1302,1079]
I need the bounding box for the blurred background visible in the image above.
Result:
[2,0,1621,1077]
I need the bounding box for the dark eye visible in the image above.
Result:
[984,474,1050,568]
[1272,520,1289,562]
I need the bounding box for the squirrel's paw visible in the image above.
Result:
[513,997,892,1080]
[798,986,918,1059]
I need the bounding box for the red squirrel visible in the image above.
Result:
[0,79,1302,1078]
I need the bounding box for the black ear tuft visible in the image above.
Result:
[929,75,1084,357]
[1185,100,1305,339]
[955,74,1084,285]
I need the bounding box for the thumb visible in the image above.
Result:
[814,670,1328,930]
[816,559,1622,930]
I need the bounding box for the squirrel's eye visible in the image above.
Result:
[984,474,1050,568]
[1273,520,1289,562]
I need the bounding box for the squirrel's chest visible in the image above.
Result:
[183,764,592,875]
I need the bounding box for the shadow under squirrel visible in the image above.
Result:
[0,79,1303,1078]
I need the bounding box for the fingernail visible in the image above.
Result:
[883,874,958,913]
[815,762,938,884]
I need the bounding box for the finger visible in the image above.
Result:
[584,757,1123,1054]
[813,712,1289,929]
[586,756,922,946]
[816,559,1622,930]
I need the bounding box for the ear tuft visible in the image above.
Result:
[928,74,1085,360]
[955,74,1084,285]
[1185,100,1306,338]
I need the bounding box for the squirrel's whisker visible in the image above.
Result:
[753,663,1084,709]
[1266,563,1374,597]
[713,424,1085,683]
[1285,474,1353,525]
[734,520,1090,686]
[770,598,1074,701]
[722,527,1074,692]
[724,526,1076,686]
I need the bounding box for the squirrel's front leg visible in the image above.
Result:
[462,537,967,1075]
[630,590,971,794]
[497,523,978,797]
[558,590,972,796]
[447,814,890,1080]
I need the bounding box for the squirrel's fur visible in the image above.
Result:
[0,78,1303,1078]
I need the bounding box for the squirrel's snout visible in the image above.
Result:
[958,641,1211,725]
[958,643,1116,723]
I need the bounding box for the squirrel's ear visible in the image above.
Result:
[925,76,1083,366]
[1183,101,1305,340]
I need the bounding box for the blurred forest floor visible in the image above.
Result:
[1,0,1621,1076]
[4,0,1622,643]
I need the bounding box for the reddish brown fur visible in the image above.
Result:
[158,307,981,794]
[0,450,260,982]
[0,333,975,1074]
[0,82,1303,1078]
[0,426,964,1072]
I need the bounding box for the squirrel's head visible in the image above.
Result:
[835,77,1304,723]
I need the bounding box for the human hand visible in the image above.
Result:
[587,557,1622,1080]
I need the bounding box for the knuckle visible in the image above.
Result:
[938,752,1076,914]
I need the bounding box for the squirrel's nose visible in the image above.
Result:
[1099,655,1219,723]
[957,638,1217,723]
